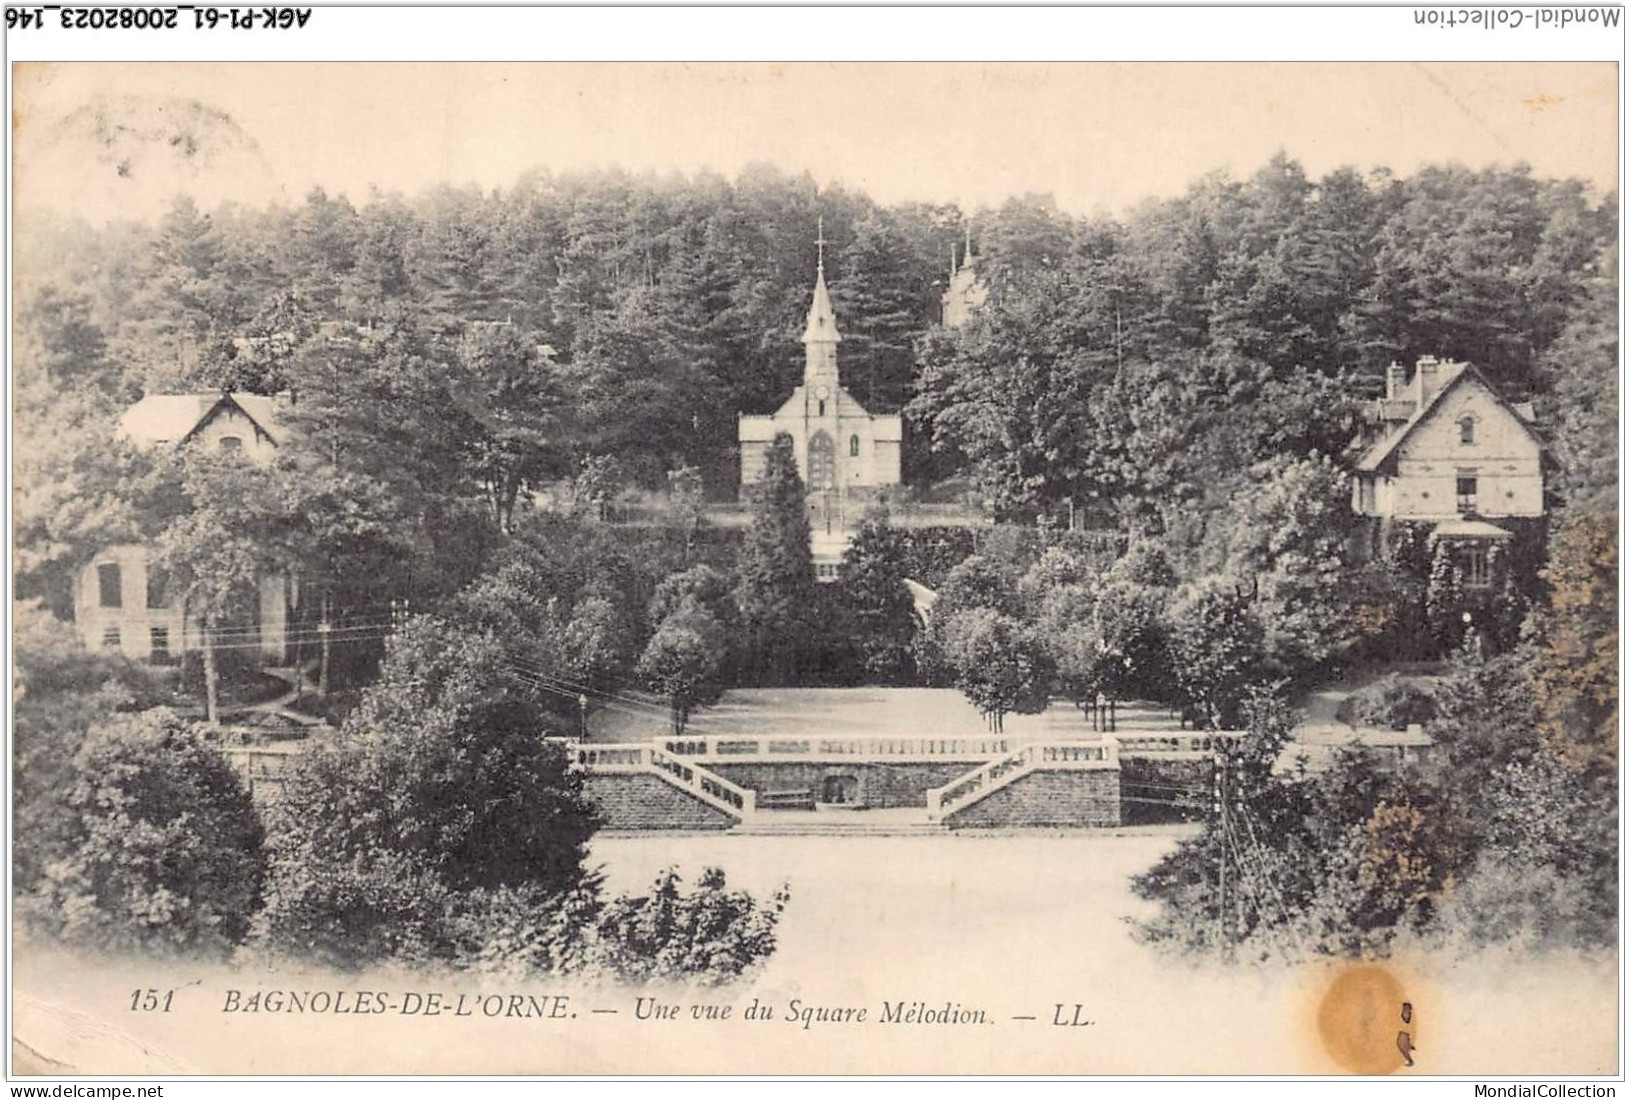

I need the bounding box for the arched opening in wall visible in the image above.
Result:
[849,434,860,457]
[821,773,859,805]
[808,431,836,492]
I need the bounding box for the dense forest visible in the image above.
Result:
[12,155,1618,964]
[16,156,1616,599]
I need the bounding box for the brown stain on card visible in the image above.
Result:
[1309,962,1417,1074]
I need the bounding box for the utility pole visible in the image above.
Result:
[317,592,332,699]
[1214,744,1230,959]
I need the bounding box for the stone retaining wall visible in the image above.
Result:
[1119,756,1210,825]
[945,769,1121,829]
[706,761,970,809]
[584,773,737,831]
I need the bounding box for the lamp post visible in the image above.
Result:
[578,693,589,740]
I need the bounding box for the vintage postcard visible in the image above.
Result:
[7,17,1621,1088]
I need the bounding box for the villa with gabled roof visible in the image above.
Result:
[1352,355,1546,587]
[75,391,294,665]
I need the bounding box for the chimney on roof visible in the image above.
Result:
[1385,361,1406,401]
[1414,355,1441,405]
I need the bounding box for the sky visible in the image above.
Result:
[11,62,1620,225]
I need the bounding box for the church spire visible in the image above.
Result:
[801,217,842,347]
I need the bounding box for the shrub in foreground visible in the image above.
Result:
[24,708,265,957]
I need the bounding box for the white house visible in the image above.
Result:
[1352,355,1545,585]
[74,392,294,664]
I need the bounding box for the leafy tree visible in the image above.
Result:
[1527,511,1617,776]
[914,553,1022,685]
[12,286,146,617]
[1542,264,1618,513]
[648,563,736,628]
[735,434,814,684]
[453,323,572,533]
[560,591,636,695]
[1211,454,1358,675]
[23,708,265,957]
[17,285,127,402]
[638,599,727,733]
[284,309,493,585]
[571,453,627,521]
[150,449,289,724]
[455,865,790,988]
[667,464,708,560]
[942,606,1052,732]
[1167,580,1266,728]
[260,616,598,967]
[1089,576,1170,705]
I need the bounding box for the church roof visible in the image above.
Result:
[737,414,782,442]
[801,262,842,345]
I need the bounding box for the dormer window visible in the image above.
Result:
[1458,416,1476,445]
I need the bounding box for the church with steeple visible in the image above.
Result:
[737,223,903,565]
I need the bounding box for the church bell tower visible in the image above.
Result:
[802,217,842,397]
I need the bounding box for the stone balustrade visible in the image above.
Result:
[927,740,1118,818]
[661,733,1013,760]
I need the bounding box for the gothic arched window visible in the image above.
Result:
[808,431,836,491]
[849,434,860,457]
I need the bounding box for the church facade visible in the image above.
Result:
[738,237,902,550]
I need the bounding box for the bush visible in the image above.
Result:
[591,868,790,987]
[259,619,600,967]
[13,601,165,893]
[262,614,651,965]
[456,868,788,987]
[23,708,266,957]
[1335,675,1440,730]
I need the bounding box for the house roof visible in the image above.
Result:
[119,392,284,449]
[1355,362,1541,475]
[1431,518,1514,541]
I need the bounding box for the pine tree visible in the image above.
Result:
[838,509,917,683]
[735,434,814,684]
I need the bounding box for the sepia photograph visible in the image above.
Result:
[7,35,1621,1086]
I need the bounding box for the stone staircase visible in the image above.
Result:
[926,740,1116,823]
[731,808,947,837]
